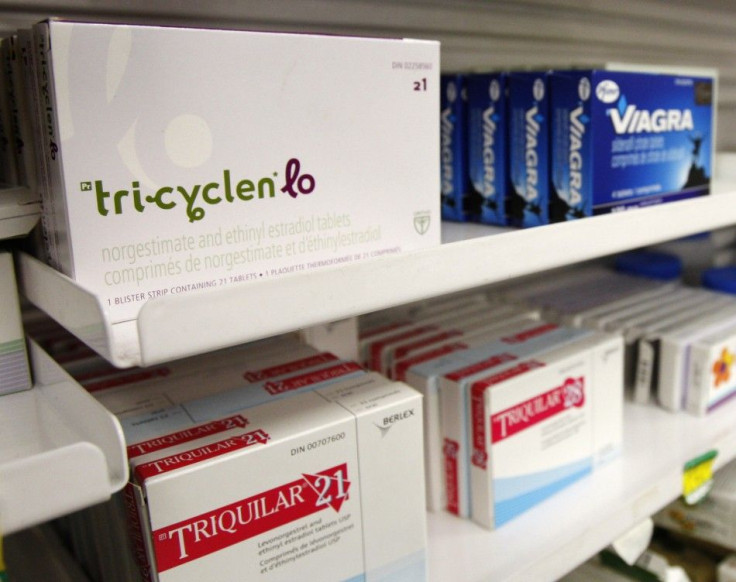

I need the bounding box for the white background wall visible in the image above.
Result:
[2,0,735,149]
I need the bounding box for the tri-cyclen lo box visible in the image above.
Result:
[33,20,440,323]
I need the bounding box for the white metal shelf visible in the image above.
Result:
[17,186,736,368]
[428,398,736,582]
[0,341,128,535]
[0,187,40,241]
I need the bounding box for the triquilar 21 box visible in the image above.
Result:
[121,372,427,581]
[33,20,440,323]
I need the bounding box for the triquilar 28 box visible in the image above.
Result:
[550,68,715,220]
[33,20,440,323]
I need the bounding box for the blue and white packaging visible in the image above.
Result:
[467,73,508,225]
[507,72,550,228]
[550,69,714,220]
[469,331,623,529]
[441,74,476,222]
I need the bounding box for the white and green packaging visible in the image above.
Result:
[33,20,440,323]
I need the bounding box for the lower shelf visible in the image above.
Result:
[0,341,128,535]
[427,398,736,582]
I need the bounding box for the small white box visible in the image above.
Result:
[469,332,623,529]
[124,372,426,582]
[656,307,736,411]
[687,322,736,415]
[0,251,31,394]
[630,293,735,403]
[611,290,732,393]
[401,315,547,511]
[437,325,622,519]
[35,20,440,324]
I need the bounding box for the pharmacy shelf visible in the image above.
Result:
[427,398,736,582]
[16,186,736,368]
[0,186,40,241]
[0,340,128,535]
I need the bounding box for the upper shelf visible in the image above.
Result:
[17,185,736,368]
[427,397,736,582]
[0,187,40,241]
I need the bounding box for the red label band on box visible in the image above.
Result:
[134,429,271,482]
[394,343,468,382]
[470,360,546,469]
[152,463,350,572]
[444,352,517,383]
[501,323,558,344]
[123,484,154,582]
[443,438,460,515]
[84,366,172,393]
[491,376,586,444]
[243,352,338,383]
[359,320,411,340]
[127,415,249,459]
[392,330,464,362]
[368,325,437,370]
[262,362,362,396]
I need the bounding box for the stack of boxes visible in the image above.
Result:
[28,324,427,582]
[359,285,625,530]
[442,67,716,226]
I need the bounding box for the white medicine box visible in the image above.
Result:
[34,20,440,323]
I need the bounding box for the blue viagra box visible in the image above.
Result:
[550,69,714,221]
[508,72,550,228]
[467,73,508,226]
[441,74,476,222]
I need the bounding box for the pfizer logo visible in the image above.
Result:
[578,77,591,101]
[447,82,457,102]
[595,80,620,103]
[533,78,545,101]
[490,79,500,102]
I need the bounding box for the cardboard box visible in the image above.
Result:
[437,324,620,518]
[467,73,508,225]
[655,307,736,411]
[550,69,714,219]
[440,74,475,222]
[628,293,734,402]
[507,72,550,228]
[34,20,440,323]
[468,332,623,529]
[687,322,736,415]
[124,372,426,582]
